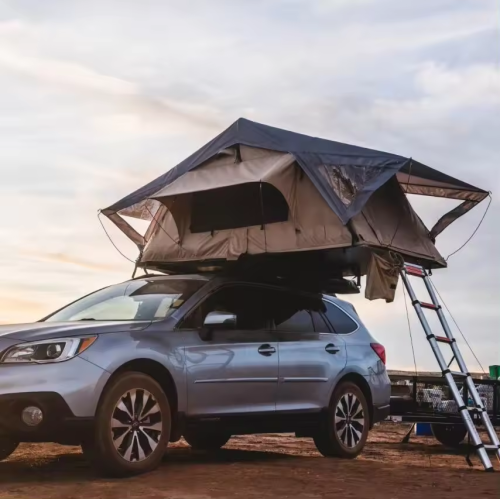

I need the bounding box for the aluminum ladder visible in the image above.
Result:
[400,262,500,471]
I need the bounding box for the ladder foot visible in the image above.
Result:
[401,423,415,444]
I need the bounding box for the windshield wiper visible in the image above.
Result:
[76,318,136,321]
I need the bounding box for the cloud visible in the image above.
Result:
[416,63,500,102]
[0,296,46,311]
[0,296,49,324]
[368,63,500,129]
[0,45,222,136]
[0,47,136,95]
[22,251,127,273]
[0,0,498,368]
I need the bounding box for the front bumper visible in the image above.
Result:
[0,392,94,444]
[0,356,110,418]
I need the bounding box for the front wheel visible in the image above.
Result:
[183,430,231,451]
[0,437,18,461]
[84,372,171,477]
[314,381,370,459]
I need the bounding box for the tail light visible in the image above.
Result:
[371,343,386,365]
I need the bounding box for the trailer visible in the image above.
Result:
[389,373,500,447]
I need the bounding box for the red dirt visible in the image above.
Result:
[0,423,498,498]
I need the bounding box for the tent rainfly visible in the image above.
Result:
[101,118,488,299]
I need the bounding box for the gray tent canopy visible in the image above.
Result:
[101,118,488,281]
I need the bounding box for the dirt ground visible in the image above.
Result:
[0,423,498,498]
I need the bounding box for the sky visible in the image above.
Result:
[0,0,499,371]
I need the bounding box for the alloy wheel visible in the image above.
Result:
[111,389,163,462]
[335,392,365,448]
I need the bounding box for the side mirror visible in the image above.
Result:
[199,311,237,340]
[204,311,237,329]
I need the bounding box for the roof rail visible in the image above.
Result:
[131,273,168,280]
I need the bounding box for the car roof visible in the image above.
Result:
[128,274,354,309]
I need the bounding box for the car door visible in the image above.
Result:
[274,291,347,412]
[181,284,279,416]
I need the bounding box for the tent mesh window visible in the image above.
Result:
[320,164,385,207]
[190,182,289,233]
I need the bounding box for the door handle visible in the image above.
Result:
[258,344,276,356]
[325,343,340,354]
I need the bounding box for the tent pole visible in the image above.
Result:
[259,181,268,253]
[131,249,144,279]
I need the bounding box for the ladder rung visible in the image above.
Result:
[405,266,425,277]
[402,261,498,472]
[484,444,500,451]
[419,301,440,310]
[435,336,453,343]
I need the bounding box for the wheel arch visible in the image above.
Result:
[99,358,181,441]
[334,372,374,428]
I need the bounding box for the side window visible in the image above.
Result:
[180,285,270,330]
[275,309,314,334]
[268,289,324,334]
[323,300,357,334]
[180,303,204,329]
[311,311,331,333]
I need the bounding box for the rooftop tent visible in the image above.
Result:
[101,118,488,287]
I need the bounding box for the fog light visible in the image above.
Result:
[21,406,43,427]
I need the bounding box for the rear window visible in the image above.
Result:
[323,301,357,334]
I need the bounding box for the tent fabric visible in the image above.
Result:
[152,149,295,199]
[103,119,488,235]
[365,252,402,303]
[140,148,446,269]
[349,177,445,264]
[397,161,486,202]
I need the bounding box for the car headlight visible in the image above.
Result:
[1,336,97,364]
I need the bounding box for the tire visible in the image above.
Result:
[84,372,171,477]
[0,437,18,461]
[431,423,467,448]
[314,381,370,459]
[183,430,230,451]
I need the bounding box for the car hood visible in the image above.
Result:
[0,320,151,345]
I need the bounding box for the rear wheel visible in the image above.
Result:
[431,423,467,448]
[83,372,171,476]
[0,437,18,461]
[183,430,231,451]
[314,381,370,459]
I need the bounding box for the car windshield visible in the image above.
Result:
[44,279,205,322]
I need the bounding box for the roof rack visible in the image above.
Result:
[131,272,167,280]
